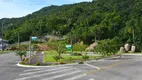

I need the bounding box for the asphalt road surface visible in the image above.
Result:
[1,52,142,80]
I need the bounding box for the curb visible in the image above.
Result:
[123,54,142,56]
[18,54,142,68]
[17,59,105,68]
[17,62,78,68]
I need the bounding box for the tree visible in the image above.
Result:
[1,0,142,51]
[94,37,121,57]
[16,51,27,61]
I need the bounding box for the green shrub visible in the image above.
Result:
[82,55,89,61]
[73,41,88,51]
[18,44,29,50]
[68,56,72,63]
[72,52,82,56]
[48,38,58,42]
[94,37,121,57]
[10,45,17,51]
[35,61,40,66]
[52,56,63,62]
[16,50,27,61]
[78,61,84,64]
[20,61,26,65]
[59,60,66,64]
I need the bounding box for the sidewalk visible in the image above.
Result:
[29,51,44,64]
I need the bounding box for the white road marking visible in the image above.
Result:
[15,68,76,80]
[88,78,95,80]
[20,67,70,76]
[23,65,72,72]
[84,63,101,70]
[63,73,86,80]
[41,70,81,80]
[24,68,47,72]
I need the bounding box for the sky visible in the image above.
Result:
[0,0,92,19]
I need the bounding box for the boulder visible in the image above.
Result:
[131,46,136,52]
[124,43,130,51]
[85,42,98,51]
[120,47,125,53]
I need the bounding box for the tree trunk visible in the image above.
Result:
[20,56,22,61]
[133,29,135,43]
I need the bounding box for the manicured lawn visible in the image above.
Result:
[44,50,102,63]
[44,54,83,63]
[44,50,58,54]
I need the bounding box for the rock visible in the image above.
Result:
[85,42,98,51]
[120,47,125,53]
[131,46,136,52]
[124,43,130,51]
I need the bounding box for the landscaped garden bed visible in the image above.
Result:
[43,50,102,65]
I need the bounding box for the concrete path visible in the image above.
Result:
[30,51,44,64]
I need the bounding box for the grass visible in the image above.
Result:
[0,50,13,54]
[43,50,102,63]
[44,50,58,55]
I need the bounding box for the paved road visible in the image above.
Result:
[86,55,142,80]
[0,52,33,80]
[1,52,142,80]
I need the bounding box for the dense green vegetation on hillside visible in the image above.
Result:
[1,0,142,50]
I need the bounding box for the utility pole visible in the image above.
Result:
[1,22,4,54]
[18,32,20,48]
[132,29,135,43]
[70,28,73,54]
[58,31,61,56]
[29,36,31,65]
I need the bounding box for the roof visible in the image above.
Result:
[0,38,8,42]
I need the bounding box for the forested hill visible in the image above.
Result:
[0,0,142,46]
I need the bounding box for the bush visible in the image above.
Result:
[73,41,87,51]
[10,45,17,51]
[20,61,26,65]
[18,44,29,50]
[59,60,66,64]
[72,52,82,56]
[68,56,72,63]
[94,37,121,57]
[48,38,58,42]
[16,50,27,61]
[33,44,39,50]
[52,56,63,62]
[35,61,40,66]
[82,55,89,61]
[78,61,84,64]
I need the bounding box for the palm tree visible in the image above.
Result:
[16,50,27,61]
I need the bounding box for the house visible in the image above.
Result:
[0,38,8,50]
